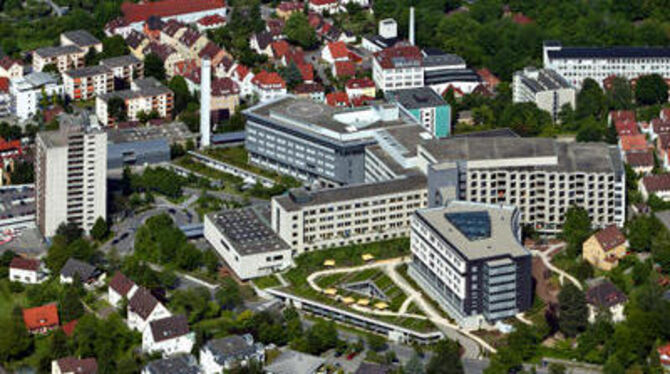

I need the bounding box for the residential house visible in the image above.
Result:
[9,257,47,284]
[271,40,291,61]
[586,280,627,323]
[277,2,303,20]
[33,45,85,73]
[127,287,171,332]
[264,350,325,374]
[267,18,285,39]
[333,60,356,78]
[143,16,164,41]
[197,14,226,32]
[23,303,59,334]
[345,78,375,98]
[159,19,188,46]
[100,55,144,90]
[59,258,105,287]
[251,71,286,102]
[657,343,670,372]
[142,354,201,374]
[476,68,500,91]
[322,41,349,65]
[582,225,628,271]
[292,82,324,102]
[105,17,133,38]
[143,42,182,78]
[211,77,240,122]
[214,56,235,78]
[297,63,314,83]
[52,357,98,374]
[198,42,227,66]
[142,315,195,357]
[63,66,114,101]
[108,271,139,308]
[231,65,254,98]
[614,120,639,137]
[9,72,63,121]
[640,174,670,201]
[200,334,264,374]
[126,30,150,59]
[178,29,209,58]
[308,0,339,14]
[0,78,9,118]
[609,110,636,126]
[619,134,649,153]
[625,151,654,175]
[60,30,103,54]
[325,91,349,107]
[0,57,23,79]
[250,31,273,56]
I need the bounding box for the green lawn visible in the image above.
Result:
[0,279,27,318]
[253,275,282,289]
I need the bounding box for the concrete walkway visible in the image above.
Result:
[531,245,583,291]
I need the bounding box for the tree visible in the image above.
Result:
[168,75,192,115]
[144,53,166,81]
[651,229,670,273]
[576,117,606,142]
[42,64,60,75]
[576,78,606,120]
[90,217,108,241]
[57,222,84,244]
[606,77,633,110]
[405,353,425,374]
[367,334,387,352]
[426,339,463,374]
[107,97,127,122]
[100,36,129,59]
[280,61,304,89]
[0,307,33,362]
[10,160,34,184]
[60,285,85,323]
[216,277,243,310]
[635,74,668,105]
[561,206,592,257]
[548,363,567,374]
[284,12,317,48]
[557,283,588,337]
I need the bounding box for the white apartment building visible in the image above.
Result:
[10,72,63,121]
[372,45,424,92]
[63,66,114,101]
[543,41,670,88]
[513,67,576,122]
[96,78,173,126]
[272,174,427,254]
[408,201,532,328]
[204,204,292,280]
[35,114,107,237]
[421,137,626,234]
[33,45,85,73]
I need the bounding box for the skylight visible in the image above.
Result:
[445,211,491,241]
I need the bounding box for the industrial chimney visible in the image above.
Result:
[409,7,415,46]
[200,58,211,148]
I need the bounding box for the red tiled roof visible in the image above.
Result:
[179,29,203,47]
[212,77,239,96]
[345,77,374,90]
[278,1,302,12]
[198,14,226,26]
[511,13,533,25]
[326,41,348,60]
[199,42,223,60]
[0,77,9,93]
[594,225,626,252]
[0,56,21,70]
[653,118,670,135]
[235,65,250,80]
[658,343,670,366]
[292,82,323,94]
[614,119,639,136]
[310,0,337,5]
[23,304,59,331]
[373,45,422,69]
[610,110,635,124]
[326,91,350,107]
[271,40,291,59]
[297,63,313,82]
[657,133,670,150]
[643,173,670,193]
[121,0,226,24]
[10,257,40,271]
[267,18,285,36]
[56,357,98,374]
[661,108,670,121]
[619,134,648,152]
[476,68,500,88]
[109,272,135,296]
[334,60,356,77]
[284,49,305,65]
[625,151,653,167]
[62,319,78,336]
[252,70,286,89]
[308,12,323,28]
[351,95,375,107]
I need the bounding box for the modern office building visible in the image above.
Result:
[420,137,625,233]
[244,96,427,186]
[543,41,670,88]
[204,204,292,280]
[272,174,427,254]
[10,72,63,121]
[408,201,532,328]
[35,114,107,237]
[512,67,576,122]
[387,87,451,138]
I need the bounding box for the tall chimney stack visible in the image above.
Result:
[200,58,211,148]
[409,7,415,46]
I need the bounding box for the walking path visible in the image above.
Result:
[531,244,583,291]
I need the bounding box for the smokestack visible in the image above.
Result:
[200,58,211,148]
[409,7,415,46]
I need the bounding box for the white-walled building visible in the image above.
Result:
[204,205,292,279]
[60,30,103,54]
[9,257,47,284]
[543,41,670,88]
[142,315,195,357]
[0,57,24,79]
[251,71,287,103]
[108,271,138,308]
[200,334,264,374]
[308,0,340,14]
[100,55,144,89]
[63,65,114,101]
[512,67,576,122]
[372,45,424,92]
[586,281,627,324]
[96,78,173,126]
[127,287,171,333]
[35,114,107,237]
[10,72,63,121]
[33,45,85,73]
[51,357,98,374]
[272,174,427,254]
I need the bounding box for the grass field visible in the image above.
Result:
[253,275,282,289]
[0,279,27,318]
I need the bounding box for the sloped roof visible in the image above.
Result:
[56,357,98,374]
[593,225,626,251]
[109,271,136,296]
[129,287,159,320]
[121,0,226,24]
[23,303,59,330]
[150,315,190,342]
[586,281,627,308]
[10,256,40,271]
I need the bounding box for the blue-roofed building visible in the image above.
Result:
[387,87,451,138]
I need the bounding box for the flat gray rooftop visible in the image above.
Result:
[416,201,529,262]
[376,124,430,158]
[100,55,141,68]
[0,185,34,221]
[366,145,411,176]
[209,204,289,256]
[275,174,426,212]
[388,87,447,110]
[106,122,194,144]
[62,30,100,47]
[421,137,620,173]
[65,65,111,78]
[34,45,83,58]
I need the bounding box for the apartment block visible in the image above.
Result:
[35,114,107,237]
[10,72,63,121]
[60,30,103,54]
[386,87,451,138]
[543,41,670,88]
[512,67,575,122]
[420,137,625,234]
[100,55,144,89]
[244,96,427,186]
[408,201,532,328]
[33,45,85,73]
[272,174,427,254]
[96,78,173,126]
[63,66,114,101]
[372,45,424,92]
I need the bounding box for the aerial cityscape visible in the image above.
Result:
[1,0,670,373]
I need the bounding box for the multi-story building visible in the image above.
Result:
[0,78,10,118]
[543,41,670,88]
[0,57,24,79]
[422,48,481,95]
[142,42,182,79]
[35,114,107,237]
[387,87,451,138]
[408,201,532,328]
[96,78,173,126]
[420,137,626,234]
[32,45,85,73]
[63,66,114,101]
[272,174,427,254]
[204,204,292,280]
[10,72,63,121]
[512,67,576,122]
[60,30,103,54]
[100,55,144,89]
[250,71,287,102]
[372,45,424,92]
[244,96,426,186]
